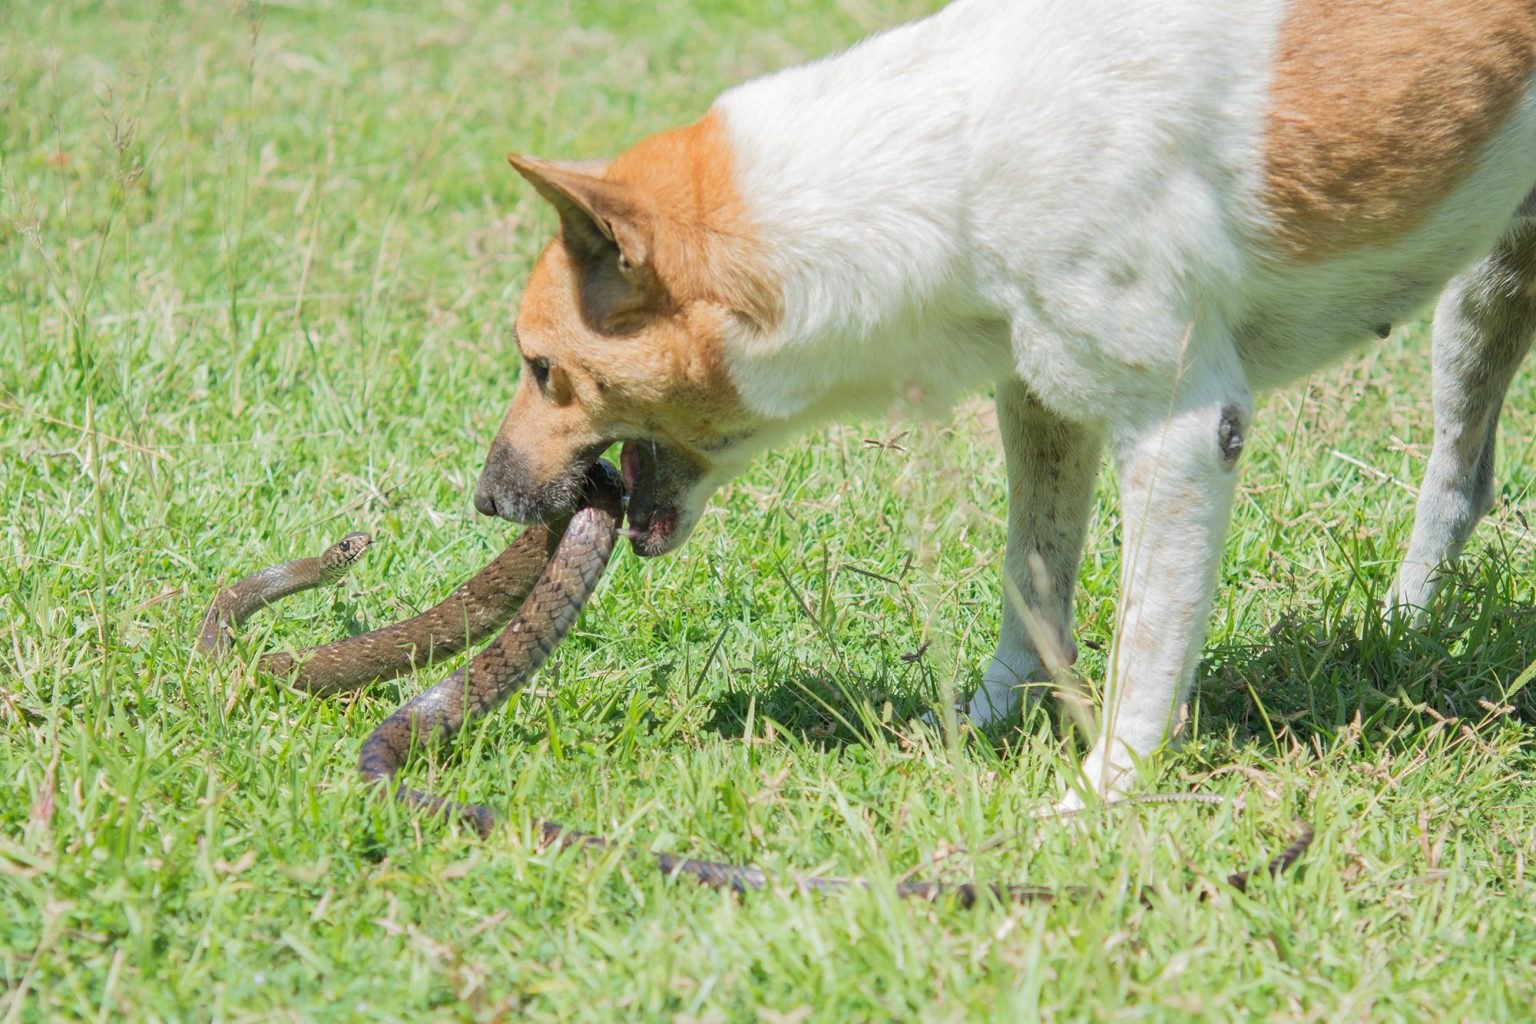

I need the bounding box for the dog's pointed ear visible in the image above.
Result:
[508,154,651,279]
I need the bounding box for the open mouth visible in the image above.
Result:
[473,431,703,555]
[618,439,697,556]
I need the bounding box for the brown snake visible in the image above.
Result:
[198,460,1312,905]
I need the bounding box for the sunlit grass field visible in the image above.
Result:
[4,2,1535,1019]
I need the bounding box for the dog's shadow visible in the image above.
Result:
[694,562,1536,758]
[1190,584,1536,755]
[701,670,917,750]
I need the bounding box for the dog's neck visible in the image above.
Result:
[708,5,1017,423]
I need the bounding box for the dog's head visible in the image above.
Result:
[474,113,777,555]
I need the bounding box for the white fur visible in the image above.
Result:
[694,0,1536,804]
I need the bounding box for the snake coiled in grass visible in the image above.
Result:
[198,460,1312,904]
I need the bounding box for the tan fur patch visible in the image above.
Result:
[1263,0,1536,260]
[606,111,780,330]
[492,109,776,485]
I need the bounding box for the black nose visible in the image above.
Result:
[473,486,499,518]
[474,438,532,521]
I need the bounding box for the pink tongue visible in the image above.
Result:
[620,441,640,494]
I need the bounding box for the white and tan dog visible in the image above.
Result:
[474,0,1536,804]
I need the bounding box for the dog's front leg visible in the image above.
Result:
[1070,372,1251,807]
[969,378,1103,725]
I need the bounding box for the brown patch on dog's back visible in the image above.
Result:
[1263,0,1536,260]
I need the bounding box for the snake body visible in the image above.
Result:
[197,527,567,695]
[200,460,1311,903]
[355,468,624,834]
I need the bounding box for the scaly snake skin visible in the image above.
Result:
[198,460,1311,903]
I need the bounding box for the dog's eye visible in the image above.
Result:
[526,356,551,391]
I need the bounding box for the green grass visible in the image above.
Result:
[4,1,1536,1020]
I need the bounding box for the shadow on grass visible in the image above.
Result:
[1193,559,1536,755]
[699,555,1536,760]
[700,669,934,749]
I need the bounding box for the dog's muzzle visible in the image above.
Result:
[474,438,596,524]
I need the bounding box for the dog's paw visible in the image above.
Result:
[970,654,1043,724]
[964,671,1026,727]
[1384,559,1447,629]
[920,658,1035,733]
[1064,740,1141,809]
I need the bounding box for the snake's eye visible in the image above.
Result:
[526,356,551,392]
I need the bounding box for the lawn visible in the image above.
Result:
[3,1,1535,1020]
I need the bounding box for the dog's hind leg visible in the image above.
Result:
[1388,213,1536,622]
[966,377,1103,727]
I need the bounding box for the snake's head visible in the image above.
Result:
[316,531,373,584]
